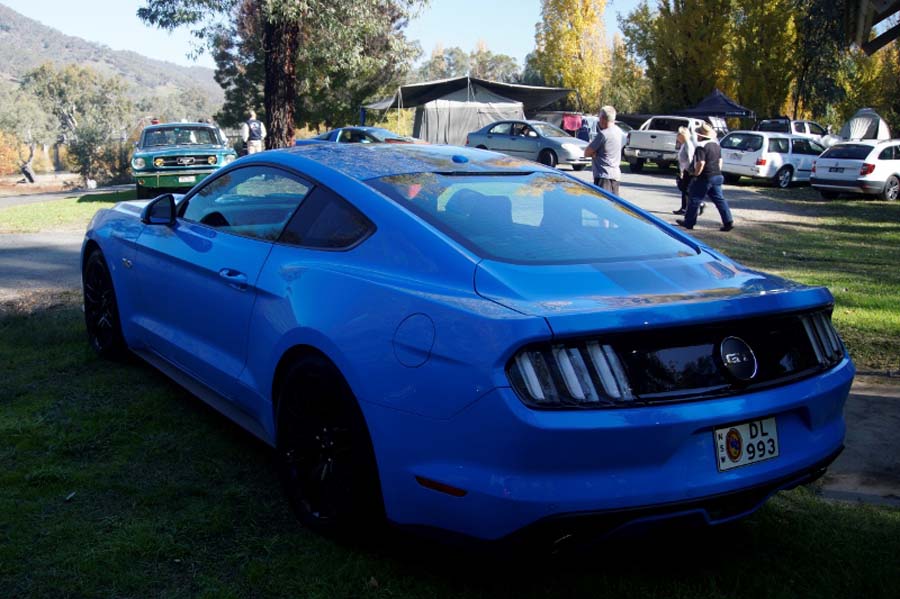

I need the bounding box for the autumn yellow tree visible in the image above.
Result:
[732,0,796,118]
[533,0,608,112]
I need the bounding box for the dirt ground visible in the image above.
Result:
[0,172,81,196]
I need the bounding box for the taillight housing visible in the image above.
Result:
[756,158,767,166]
[507,341,633,408]
[860,163,875,176]
[811,161,816,173]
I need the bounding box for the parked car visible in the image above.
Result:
[83,143,852,543]
[132,122,237,199]
[755,118,830,144]
[465,120,590,170]
[300,126,421,145]
[624,115,708,172]
[720,131,826,188]
[810,140,900,200]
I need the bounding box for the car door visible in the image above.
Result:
[133,165,311,399]
[514,123,542,159]
[484,122,515,154]
[790,138,821,181]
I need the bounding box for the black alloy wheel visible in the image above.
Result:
[882,175,899,201]
[774,166,793,189]
[82,250,127,358]
[538,149,558,168]
[276,356,383,536]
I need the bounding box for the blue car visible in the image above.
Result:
[82,143,853,543]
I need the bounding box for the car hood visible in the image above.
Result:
[133,144,230,157]
[474,252,832,337]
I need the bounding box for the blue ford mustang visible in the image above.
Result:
[81,143,853,543]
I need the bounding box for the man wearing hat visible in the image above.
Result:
[676,122,734,232]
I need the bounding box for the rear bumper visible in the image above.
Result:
[624,148,677,162]
[365,357,854,541]
[810,176,884,194]
[134,169,215,189]
[723,163,775,179]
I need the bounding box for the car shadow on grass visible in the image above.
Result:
[75,189,136,204]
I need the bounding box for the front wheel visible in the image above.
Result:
[538,149,558,168]
[881,175,899,201]
[572,164,587,171]
[276,356,383,537]
[83,250,127,359]
[774,166,793,188]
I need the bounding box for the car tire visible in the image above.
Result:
[658,160,672,170]
[572,164,587,171]
[82,249,128,359]
[538,149,558,168]
[881,175,899,201]
[774,166,793,188]
[276,355,383,537]
[476,145,487,149]
[723,173,741,185]
[629,159,644,174]
[819,190,840,200]
[135,185,148,199]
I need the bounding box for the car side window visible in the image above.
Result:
[791,139,814,155]
[768,138,789,154]
[809,140,825,155]
[808,122,826,136]
[181,166,311,241]
[793,122,806,134]
[279,185,374,250]
[878,146,898,160]
[489,123,512,136]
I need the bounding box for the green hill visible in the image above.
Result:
[0,3,223,116]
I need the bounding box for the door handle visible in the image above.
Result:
[218,268,248,291]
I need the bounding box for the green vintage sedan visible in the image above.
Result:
[132,123,238,198]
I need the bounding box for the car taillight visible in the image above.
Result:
[756,158,767,166]
[811,162,816,173]
[860,163,875,175]
[507,341,633,408]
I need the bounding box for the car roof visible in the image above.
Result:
[246,143,552,181]
[143,122,215,131]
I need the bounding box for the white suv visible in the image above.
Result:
[755,118,829,143]
[810,140,900,200]
[720,131,826,188]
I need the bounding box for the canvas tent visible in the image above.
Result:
[676,89,755,119]
[839,108,891,141]
[365,76,572,145]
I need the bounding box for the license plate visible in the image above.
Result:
[714,417,779,472]
[731,152,742,159]
[178,175,196,183]
[641,151,660,159]
[828,167,844,173]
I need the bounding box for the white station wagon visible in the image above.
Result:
[811,140,900,200]
[720,131,825,188]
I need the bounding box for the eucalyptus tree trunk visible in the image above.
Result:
[263,17,300,149]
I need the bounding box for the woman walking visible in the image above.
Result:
[676,123,734,231]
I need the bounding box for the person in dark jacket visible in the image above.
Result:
[241,110,267,154]
[676,123,733,231]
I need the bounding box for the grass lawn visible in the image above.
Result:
[687,191,900,373]
[1,303,900,598]
[0,189,135,233]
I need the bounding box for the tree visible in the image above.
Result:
[22,64,133,183]
[468,41,520,82]
[731,0,796,118]
[0,85,57,181]
[416,44,470,81]
[790,0,846,118]
[620,0,735,112]
[139,0,424,144]
[533,0,608,112]
[604,34,651,113]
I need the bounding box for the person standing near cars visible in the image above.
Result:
[673,126,701,215]
[241,110,267,154]
[584,105,622,194]
[677,123,733,231]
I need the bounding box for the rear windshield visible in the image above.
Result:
[721,133,763,152]
[757,120,790,133]
[820,144,874,160]
[367,172,695,265]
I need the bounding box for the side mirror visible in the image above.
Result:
[140,193,176,226]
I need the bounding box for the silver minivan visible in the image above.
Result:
[721,131,826,188]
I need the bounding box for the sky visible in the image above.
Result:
[2,0,643,70]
